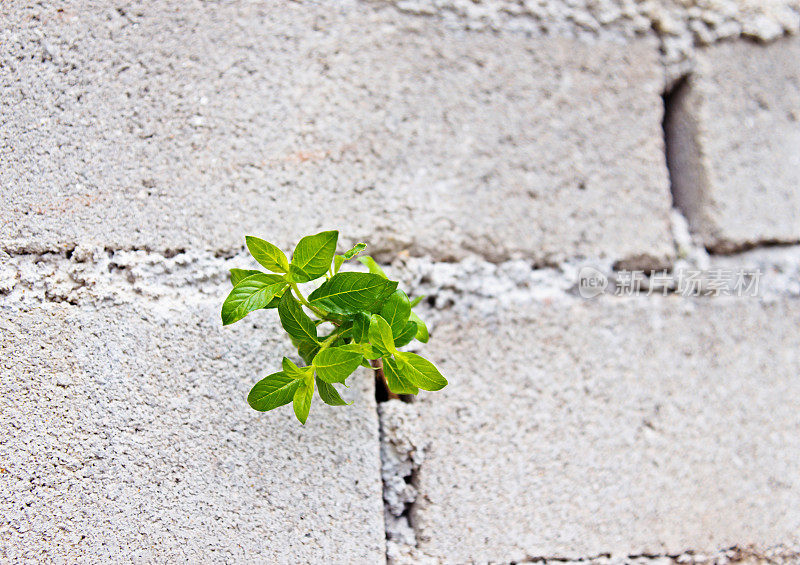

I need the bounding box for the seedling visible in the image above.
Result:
[221,231,447,424]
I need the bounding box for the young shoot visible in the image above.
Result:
[221,231,446,424]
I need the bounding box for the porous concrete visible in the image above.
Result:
[4,0,800,561]
[0,298,385,563]
[378,0,800,85]
[516,544,800,565]
[379,0,800,41]
[384,296,800,563]
[1,0,672,266]
[666,36,800,252]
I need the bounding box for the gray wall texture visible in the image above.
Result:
[1,1,799,563]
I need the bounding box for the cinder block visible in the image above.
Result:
[0,2,672,265]
[666,36,800,252]
[391,297,800,562]
[0,300,385,562]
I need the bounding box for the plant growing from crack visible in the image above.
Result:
[221,231,447,424]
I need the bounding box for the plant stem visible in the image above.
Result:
[318,327,351,352]
[371,358,399,400]
[290,283,328,319]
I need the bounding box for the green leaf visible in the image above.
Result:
[333,243,367,274]
[369,314,397,355]
[383,356,419,395]
[282,357,313,380]
[409,311,429,343]
[245,236,290,273]
[395,352,447,391]
[291,230,338,282]
[409,295,425,308]
[221,274,287,326]
[380,289,411,337]
[393,321,418,348]
[230,268,263,286]
[358,256,387,278]
[308,272,398,316]
[248,371,301,412]
[351,312,370,343]
[316,377,349,406]
[278,293,319,344]
[297,341,320,365]
[312,346,363,384]
[343,243,367,259]
[260,284,289,309]
[287,264,312,283]
[264,295,281,309]
[338,342,381,360]
[293,377,314,424]
[333,255,345,274]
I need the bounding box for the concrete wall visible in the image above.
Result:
[666,36,800,252]
[2,1,799,563]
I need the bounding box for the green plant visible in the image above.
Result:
[222,231,447,424]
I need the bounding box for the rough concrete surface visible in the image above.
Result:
[0,298,385,563]
[4,0,800,562]
[0,245,249,308]
[516,544,800,565]
[1,0,672,265]
[380,0,800,41]
[666,36,800,252]
[377,0,800,83]
[385,297,800,563]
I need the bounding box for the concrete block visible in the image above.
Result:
[387,297,800,562]
[0,299,385,562]
[378,0,800,85]
[1,1,672,265]
[666,36,800,252]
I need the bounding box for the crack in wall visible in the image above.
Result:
[511,544,800,564]
[2,240,799,314]
[0,245,245,308]
[377,400,430,565]
[661,57,800,256]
